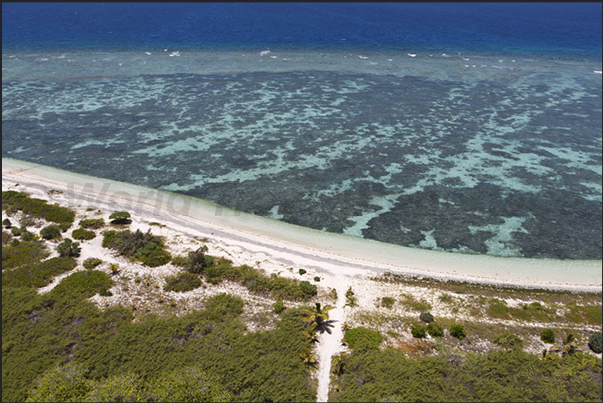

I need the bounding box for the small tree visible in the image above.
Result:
[40,224,62,240]
[420,312,434,323]
[588,332,602,354]
[186,246,214,274]
[3,218,12,229]
[450,323,466,340]
[57,238,80,257]
[109,211,131,224]
[411,324,427,338]
[540,329,555,344]
[426,322,444,338]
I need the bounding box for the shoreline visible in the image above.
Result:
[3,157,602,292]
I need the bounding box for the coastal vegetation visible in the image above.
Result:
[2,190,602,402]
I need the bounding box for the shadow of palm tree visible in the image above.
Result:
[316,319,337,335]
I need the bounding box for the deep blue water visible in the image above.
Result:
[2,2,602,58]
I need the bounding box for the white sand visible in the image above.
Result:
[3,158,602,402]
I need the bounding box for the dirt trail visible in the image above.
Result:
[315,276,350,402]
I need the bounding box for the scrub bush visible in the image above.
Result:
[57,238,80,257]
[420,312,434,323]
[450,324,466,340]
[426,322,444,338]
[72,228,96,240]
[588,332,602,354]
[540,329,555,344]
[411,324,427,338]
[40,224,61,240]
[78,218,105,229]
[494,331,523,350]
[344,327,383,351]
[83,257,103,270]
[164,272,202,292]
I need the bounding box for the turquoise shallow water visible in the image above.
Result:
[2,48,601,259]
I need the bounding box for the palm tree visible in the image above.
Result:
[561,333,581,357]
[300,302,334,333]
[300,348,317,365]
[332,353,348,375]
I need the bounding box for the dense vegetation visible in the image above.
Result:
[330,347,602,402]
[172,246,318,301]
[2,190,75,231]
[102,229,171,267]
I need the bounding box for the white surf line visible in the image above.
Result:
[2,158,601,291]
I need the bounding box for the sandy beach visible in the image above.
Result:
[3,158,601,292]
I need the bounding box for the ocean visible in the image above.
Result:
[2,2,602,260]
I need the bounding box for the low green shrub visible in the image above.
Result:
[2,257,77,288]
[540,329,555,344]
[381,297,395,309]
[420,312,434,323]
[40,225,62,240]
[494,331,523,350]
[140,250,172,267]
[273,300,286,314]
[299,281,317,298]
[184,246,215,274]
[98,286,113,297]
[588,332,602,354]
[57,238,80,257]
[83,257,103,271]
[51,270,114,298]
[299,269,307,275]
[11,226,22,236]
[411,324,427,338]
[314,276,320,282]
[2,230,12,246]
[79,218,105,229]
[426,322,444,338]
[3,218,12,228]
[345,287,356,307]
[21,230,36,241]
[164,272,202,292]
[204,293,244,317]
[102,229,171,267]
[344,327,383,351]
[2,240,49,270]
[450,324,466,340]
[2,191,75,231]
[72,228,96,240]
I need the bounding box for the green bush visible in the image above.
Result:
[57,238,80,257]
[345,287,356,307]
[273,300,286,314]
[145,365,231,402]
[164,272,202,292]
[21,230,36,241]
[72,228,96,240]
[2,257,77,288]
[299,269,306,275]
[78,218,105,229]
[540,329,555,344]
[2,239,49,270]
[411,324,427,338]
[426,322,444,338]
[588,332,602,354]
[3,218,12,228]
[314,276,321,282]
[40,224,62,240]
[11,226,22,236]
[205,293,244,317]
[381,297,395,309]
[51,270,114,299]
[140,250,172,267]
[344,327,383,351]
[25,363,91,402]
[109,211,131,224]
[83,373,143,403]
[450,324,466,340]
[184,246,215,274]
[494,331,523,350]
[83,257,103,270]
[98,286,113,297]
[420,312,434,323]
[2,230,12,246]
[299,281,317,297]
[2,191,75,231]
